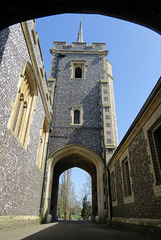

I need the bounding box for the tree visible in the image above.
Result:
[81,195,92,220]
[57,169,72,220]
[80,174,92,202]
[57,169,82,220]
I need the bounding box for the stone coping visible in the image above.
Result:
[112,217,161,228]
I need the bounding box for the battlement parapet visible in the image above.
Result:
[53,41,106,52]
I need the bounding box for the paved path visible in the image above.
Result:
[0,221,155,240]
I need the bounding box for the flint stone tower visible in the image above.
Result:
[48,23,118,165]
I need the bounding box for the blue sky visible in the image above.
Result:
[71,167,91,202]
[35,13,161,199]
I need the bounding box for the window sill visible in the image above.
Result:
[112,199,118,207]
[71,78,85,80]
[123,193,134,204]
[7,128,27,151]
[70,123,82,126]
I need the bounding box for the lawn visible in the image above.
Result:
[71,215,81,220]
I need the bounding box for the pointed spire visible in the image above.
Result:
[77,19,83,43]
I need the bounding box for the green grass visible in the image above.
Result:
[71,215,81,220]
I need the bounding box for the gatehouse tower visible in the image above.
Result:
[45,22,118,221]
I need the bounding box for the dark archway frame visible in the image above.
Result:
[0,1,161,34]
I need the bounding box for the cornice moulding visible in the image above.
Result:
[50,49,108,56]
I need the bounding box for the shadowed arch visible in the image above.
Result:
[0,2,161,34]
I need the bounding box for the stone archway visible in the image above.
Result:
[43,144,105,222]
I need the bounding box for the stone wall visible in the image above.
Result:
[0,20,50,226]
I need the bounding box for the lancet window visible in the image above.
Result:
[8,62,37,149]
[74,110,80,124]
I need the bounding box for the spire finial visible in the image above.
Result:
[77,19,83,43]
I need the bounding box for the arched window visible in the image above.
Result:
[8,62,37,148]
[75,67,82,78]
[71,106,83,126]
[74,110,80,124]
